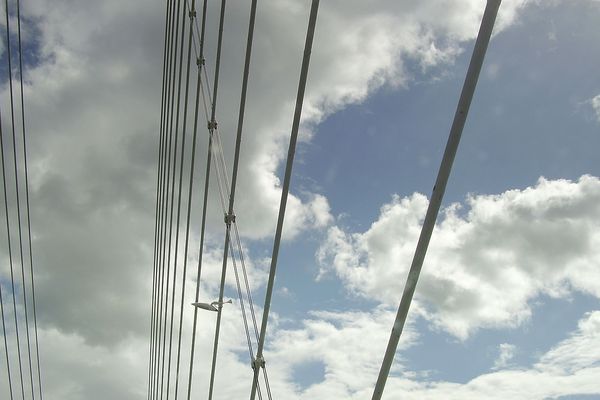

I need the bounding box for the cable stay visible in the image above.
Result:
[1,0,44,397]
[370,1,502,399]
[249,1,321,399]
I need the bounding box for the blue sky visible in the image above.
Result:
[1,0,600,399]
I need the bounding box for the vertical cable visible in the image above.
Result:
[171,1,199,398]
[2,2,26,397]
[149,1,173,399]
[185,2,210,398]
[0,278,14,400]
[249,1,320,399]
[0,109,14,399]
[370,1,502,399]
[15,0,43,398]
[155,0,181,397]
[204,2,228,398]
[164,0,190,396]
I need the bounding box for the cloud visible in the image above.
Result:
[0,0,578,398]
[493,343,517,370]
[318,175,600,339]
[591,94,600,122]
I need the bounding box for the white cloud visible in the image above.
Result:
[318,175,600,339]
[591,94,600,122]
[1,0,590,398]
[493,343,517,370]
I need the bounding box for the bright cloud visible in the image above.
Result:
[592,94,600,122]
[318,175,600,339]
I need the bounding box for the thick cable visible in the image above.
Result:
[371,1,502,398]
[250,1,321,398]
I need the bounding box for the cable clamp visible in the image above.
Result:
[251,356,265,370]
[197,57,205,67]
[208,120,218,130]
[224,213,236,226]
[189,10,197,18]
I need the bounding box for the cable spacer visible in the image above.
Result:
[251,356,265,370]
[208,120,218,130]
[224,213,236,225]
[196,57,205,67]
[189,10,197,18]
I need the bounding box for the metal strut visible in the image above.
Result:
[370,1,502,399]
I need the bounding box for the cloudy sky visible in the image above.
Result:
[1,0,600,399]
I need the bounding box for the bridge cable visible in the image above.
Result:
[249,1,321,398]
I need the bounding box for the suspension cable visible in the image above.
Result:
[3,2,27,397]
[250,1,321,398]
[204,2,230,399]
[14,1,43,397]
[149,1,174,399]
[371,1,502,399]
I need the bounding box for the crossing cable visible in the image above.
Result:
[183,1,271,395]
[2,2,28,397]
[155,0,181,396]
[200,2,231,400]
[249,1,321,398]
[183,2,213,398]
[149,1,174,399]
[370,1,502,399]
[158,0,185,397]
[208,127,269,400]
[1,272,13,399]
[15,0,43,397]
[164,0,193,396]
[182,1,273,397]
[152,1,177,397]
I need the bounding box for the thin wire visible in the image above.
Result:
[0,109,14,400]
[15,0,42,397]
[164,0,191,396]
[168,0,198,397]
[154,0,178,396]
[3,1,27,397]
[150,1,173,399]
[0,279,14,400]
[159,0,185,397]
[205,2,230,399]
[185,2,209,398]
[156,0,182,396]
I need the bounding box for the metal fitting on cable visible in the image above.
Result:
[224,213,236,226]
[189,9,197,18]
[251,356,265,370]
[208,120,218,130]
[197,57,205,67]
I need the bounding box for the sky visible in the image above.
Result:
[1,0,600,399]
